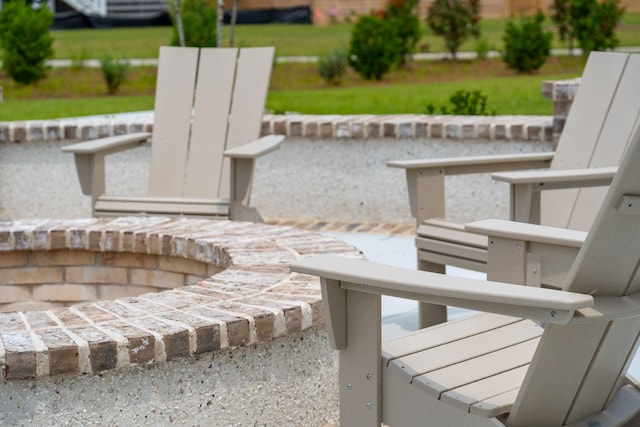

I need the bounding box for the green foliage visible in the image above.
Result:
[348,15,402,80]
[385,0,423,66]
[474,38,491,59]
[425,89,495,115]
[570,0,624,55]
[317,48,347,85]
[549,0,572,45]
[70,48,90,71]
[426,0,481,59]
[0,0,54,85]
[550,0,624,55]
[503,12,553,73]
[100,55,130,95]
[171,0,217,47]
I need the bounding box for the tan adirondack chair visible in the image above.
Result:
[291,117,640,426]
[62,46,284,222]
[388,51,640,327]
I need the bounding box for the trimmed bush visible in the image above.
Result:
[100,55,130,95]
[426,0,481,60]
[385,0,423,66]
[425,89,495,115]
[348,14,402,80]
[570,0,624,55]
[503,12,553,73]
[171,0,217,47]
[318,48,347,85]
[0,0,54,85]
[474,38,491,59]
[550,0,624,55]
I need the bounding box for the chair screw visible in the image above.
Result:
[347,384,352,390]
[366,373,373,380]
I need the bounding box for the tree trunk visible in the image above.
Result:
[229,0,239,47]
[174,0,186,46]
[217,0,224,48]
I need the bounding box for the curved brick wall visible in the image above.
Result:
[0,113,554,143]
[0,217,362,380]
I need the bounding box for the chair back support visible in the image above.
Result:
[541,52,629,229]
[147,46,275,200]
[509,121,640,426]
[219,47,276,199]
[147,46,200,197]
[184,48,238,199]
[567,54,640,230]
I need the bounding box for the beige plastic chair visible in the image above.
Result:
[63,46,284,222]
[291,117,640,427]
[388,51,640,327]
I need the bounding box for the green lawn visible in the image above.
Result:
[0,97,155,121]
[0,14,631,121]
[49,13,640,59]
[0,57,583,120]
[267,73,575,116]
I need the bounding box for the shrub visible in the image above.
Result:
[317,48,347,85]
[549,0,574,53]
[425,89,495,115]
[348,14,402,80]
[0,0,54,85]
[385,0,423,66]
[171,0,217,47]
[550,0,624,56]
[570,0,624,55]
[100,55,130,95]
[474,38,491,59]
[70,48,90,71]
[503,12,553,73]
[426,0,481,60]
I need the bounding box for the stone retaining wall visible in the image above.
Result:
[0,113,554,144]
[0,217,362,425]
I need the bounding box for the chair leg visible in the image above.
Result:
[229,202,263,223]
[339,289,382,427]
[417,258,447,328]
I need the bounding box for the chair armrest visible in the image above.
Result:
[492,166,617,190]
[387,152,553,224]
[61,132,152,199]
[387,152,554,175]
[466,219,586,248]
[61,132,151,155]
[223,134,285,159]
[223,135,285,222]
[291,255,593,326]
[492,167,617,223]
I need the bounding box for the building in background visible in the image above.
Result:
[1,0,637,28]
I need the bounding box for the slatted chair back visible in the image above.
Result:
[147,46,274,200]
[540,51,632,230]
[508,119,640,425]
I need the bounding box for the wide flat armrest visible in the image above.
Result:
[492,166,617,189]
[466,219,586,248]
[61,132,151,155]
[223,134,285,159]
[62,132,152,198]
[387,152,554,175]
[291,255,593,325]
[390,152,554,223]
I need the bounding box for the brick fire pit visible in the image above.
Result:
[0,217,361,425]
